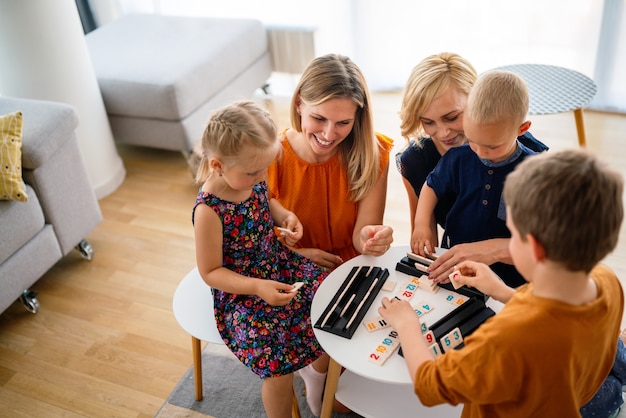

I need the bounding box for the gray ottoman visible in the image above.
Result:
[86,13,272,154]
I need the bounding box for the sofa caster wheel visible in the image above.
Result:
[20,290,40,314]
[76,239,94,260]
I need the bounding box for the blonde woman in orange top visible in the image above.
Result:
[268,54,395,271]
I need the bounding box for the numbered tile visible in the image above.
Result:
[417,277,439,294]
[444,292,468,306]
[428,342,442,357]
[396,279,420,301]
[412,301,433,318]
[368,330,401,365]
[363,316,389,332]
[449,270,465,289]
[423,330,436,345]
[441,327,464,352]
[421,322,428,334]
[368,351,386,365]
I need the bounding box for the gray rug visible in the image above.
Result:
[160,343,362,418]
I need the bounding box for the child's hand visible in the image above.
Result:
[361,225,393,256]
[451,260,514,303]
[277,213,303,246]
[257,280,298,306]
[378,297,421,334]
[410,225,435,257]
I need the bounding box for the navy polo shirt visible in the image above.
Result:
[426,140,540,287]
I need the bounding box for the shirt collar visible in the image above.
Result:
[478,140,523,168]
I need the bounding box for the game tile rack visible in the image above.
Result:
[399,296,496,357]
[395,252,487,301]
[315,266,389,339]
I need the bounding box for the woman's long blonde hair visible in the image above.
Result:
[290,54,379,202]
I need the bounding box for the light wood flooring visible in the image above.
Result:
[0,91,625,417]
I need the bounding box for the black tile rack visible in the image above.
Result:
[314,266,389,339]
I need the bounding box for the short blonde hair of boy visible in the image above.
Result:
[466,70,529,128]
[195,100,278,183]
[290,54,378,202]
[504,149,623,273]
[400,52,477,142]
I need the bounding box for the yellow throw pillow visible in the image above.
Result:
[0,110,28,202]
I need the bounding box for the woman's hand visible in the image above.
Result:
[427,239,511,283]
[293,248,344,271]
[361,225,394,256]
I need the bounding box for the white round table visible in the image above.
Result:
[311,245,502,418]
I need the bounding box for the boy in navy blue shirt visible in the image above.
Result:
[411,70,537,288]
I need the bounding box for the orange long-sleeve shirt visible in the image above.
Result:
[415,265,623,417]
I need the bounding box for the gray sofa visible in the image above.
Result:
[0,96,103,315]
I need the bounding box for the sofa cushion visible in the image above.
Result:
[0,110,27,201]
[86,13,269,121]
[0,184,45,265]
[0,97,79,170]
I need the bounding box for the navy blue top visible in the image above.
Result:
[426,140,541,287]
[395,132,548,229]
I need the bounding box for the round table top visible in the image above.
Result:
[311,245,503,385]
[492,64,597,115]
[172,267,223,344]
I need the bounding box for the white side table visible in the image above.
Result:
[172,267,302,417]
[493,64,597,147]
[172,267,223,401]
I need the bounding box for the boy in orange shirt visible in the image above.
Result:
[380,146,624,415]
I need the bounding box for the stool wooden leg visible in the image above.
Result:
[192,336,203,401]
[291,387,301,418]
[574,107,587,147]
[320,358,341,418]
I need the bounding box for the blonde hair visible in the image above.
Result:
[290,54,379,202]
[466,70,529,128]
[400,52,477,142]
[504,149,623,273]
[195,100,277,183]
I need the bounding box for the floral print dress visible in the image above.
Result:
[192,181,326,378]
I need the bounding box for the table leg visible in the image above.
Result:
[192,335,203,401]
[320,357,341,418]
[574,107,587,147]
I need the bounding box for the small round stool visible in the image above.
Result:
[172,267,301,417]
[492,64,597,147]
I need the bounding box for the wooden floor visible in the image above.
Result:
[1,91,625,417]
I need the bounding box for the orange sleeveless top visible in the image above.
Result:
[267,131,394,261]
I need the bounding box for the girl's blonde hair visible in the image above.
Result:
[400,52,477,142]
[290,54,379,202]
[195,100,277,183]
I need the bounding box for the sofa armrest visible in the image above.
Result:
[0,96,103,255]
